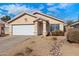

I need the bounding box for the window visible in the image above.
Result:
[50,24,59,31]
[73,24,79,28]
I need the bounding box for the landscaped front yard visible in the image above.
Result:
[1,36,65,56]
[0,35,79,56]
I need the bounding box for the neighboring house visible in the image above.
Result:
[0,21,5,36]
[8,12,64,36]
[70,21,79,28]
[65,21,79,32]
[5,23,9,34]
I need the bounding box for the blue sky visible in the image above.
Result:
[0,3,79,22]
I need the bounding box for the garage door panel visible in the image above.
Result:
[12,25,35,35]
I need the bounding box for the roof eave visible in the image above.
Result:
[33,12,64,23]
[8,12,37,24]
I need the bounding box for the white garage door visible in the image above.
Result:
[12,25,35,35]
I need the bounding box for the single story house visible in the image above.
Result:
[8,12,64,36]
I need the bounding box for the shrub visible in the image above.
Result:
[52,30,64,36]
[46,32,51,36]
[67,29,79,43]
[25,47,33,55]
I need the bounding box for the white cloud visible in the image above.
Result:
[47,3,73,12]
[57,3,72,9]
[0,4,42,15]
[48,7,58,12]
[1,4,29,15]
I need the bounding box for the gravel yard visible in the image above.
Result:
[0,35,79,56]
[5,36,65,56]
[0,35,34,55]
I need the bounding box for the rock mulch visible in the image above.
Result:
[50,38,64,56]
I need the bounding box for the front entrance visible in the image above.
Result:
[37,21,50,35]
[33,18,49,36]
[37,21,43,35]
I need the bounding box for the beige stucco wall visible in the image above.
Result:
[34,14,64,31]
[9,14,37,35]
[10,15,36,25]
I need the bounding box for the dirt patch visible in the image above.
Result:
[0,36,60,56]
[12,36,65,56]
[61,40,79,56]
[2,36,79,56]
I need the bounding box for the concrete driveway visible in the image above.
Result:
[0,36,31,53]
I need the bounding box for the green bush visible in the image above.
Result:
[52,30,64,36]
[67,29,79,43]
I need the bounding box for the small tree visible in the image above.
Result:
[1,16,11,22]
[66,20,73,26]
